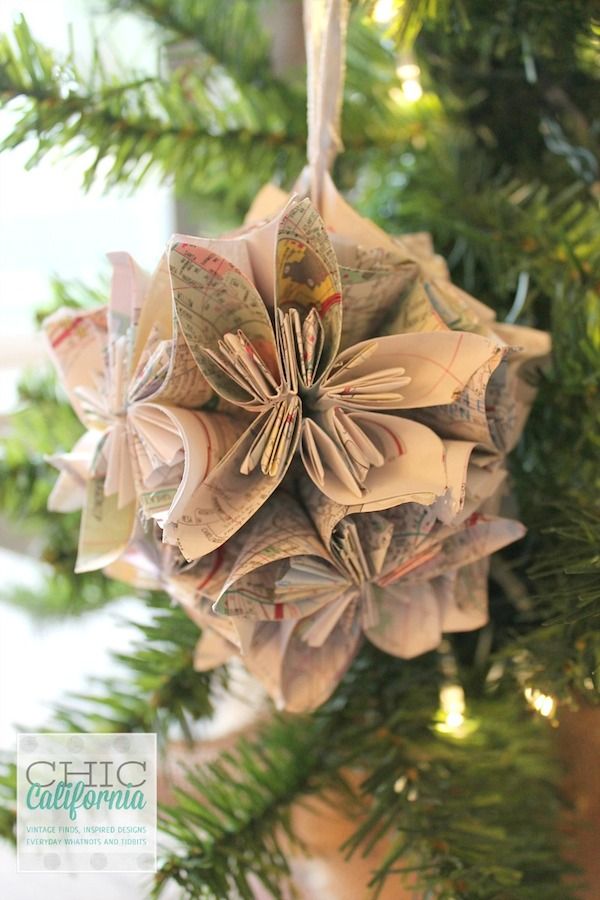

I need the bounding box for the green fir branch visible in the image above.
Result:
[0,763,16,845]
[0,12,442,206]
[108,0,272,82]
[155,648,573,900]
[0,16,305,199]
[0,598,222,845]
[155,714,347,899]
[50,593,224,739]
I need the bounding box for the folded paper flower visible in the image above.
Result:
[44,251,243,572]
[42,173,549,714]
[184,477,522,712]
[164,197,504,561]
[246,172,551,452]
[40,0,551,719]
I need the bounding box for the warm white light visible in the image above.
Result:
[524,687,556,718]
[372,0,395,24]
[393,775,407,793]
[435,684,468,735]
[441,684,465,715]
[396,62,421,80]
[402,78,423,102]
[445,709,465,729]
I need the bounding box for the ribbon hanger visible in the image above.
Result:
[303,0,350,210]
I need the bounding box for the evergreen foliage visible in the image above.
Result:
[156,647,572,899]
[0,763,16,845]
[49,593,224,739]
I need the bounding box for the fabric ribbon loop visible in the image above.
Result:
[303,0,350,208]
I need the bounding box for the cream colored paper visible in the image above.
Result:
[201,491,524,711]
[44,249,234,572]
[164,196,503,561]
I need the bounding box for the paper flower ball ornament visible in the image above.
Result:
[164,197,503,561]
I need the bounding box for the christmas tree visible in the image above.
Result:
[0,0,599,896]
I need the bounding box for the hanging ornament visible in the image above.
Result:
[42,0,550,711]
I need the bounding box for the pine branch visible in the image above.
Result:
[51,593,224,739]
[0,762,16,845]
[0,599,222,846]
[0,16,306,198]
[357,149,599,314]
[108,0,272,82]
[156,714,347,899]
[342,695,571,898]
[156,648,572,899]
[0,13,441,206]
[0,366,129,617]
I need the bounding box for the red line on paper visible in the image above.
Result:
[196,545,224,592]
[51,316,84,348]
[320,292,342,316]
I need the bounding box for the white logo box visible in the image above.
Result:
[17,732,157,873]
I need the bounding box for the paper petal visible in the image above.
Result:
[339,259,419,349]
[106,251,149,349]
[169,240,279,404]
[75,477,135,573]
[194,629,238,671]
[46,430,104,512]
[276,199,342,381]
[437,558,490,633]
[242,611,361,713]
[43,306,108,428]
[162,407,300,560]
[223,494,329,584]
[365,582,443,658]
[432,439,477,525]
[299,477,351,548]
[304,412,447,512]
[406,514,525,584]
[129,403,244,525]
[377,503,438,583]
[484,322,551,452]
[457,452,508,522]
[325,331,502,410]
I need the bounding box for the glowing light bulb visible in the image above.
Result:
[396,62,421,80]
[402,78,423,102]
[393,775,407,793]
[445,709,465,729]
[372,0,395,24]
[524,687,556,718]
[435,684,473,736]
[441,684,465,725]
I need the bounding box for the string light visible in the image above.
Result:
[391,58,423,104]
[524,687,557,719]
[434,645,477,737]
[439,684,465,729]
[396,62,421,81]
[433,683,478,738]
[372,0,395,25]
[393,775,407,793]
[401,78,423,102]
